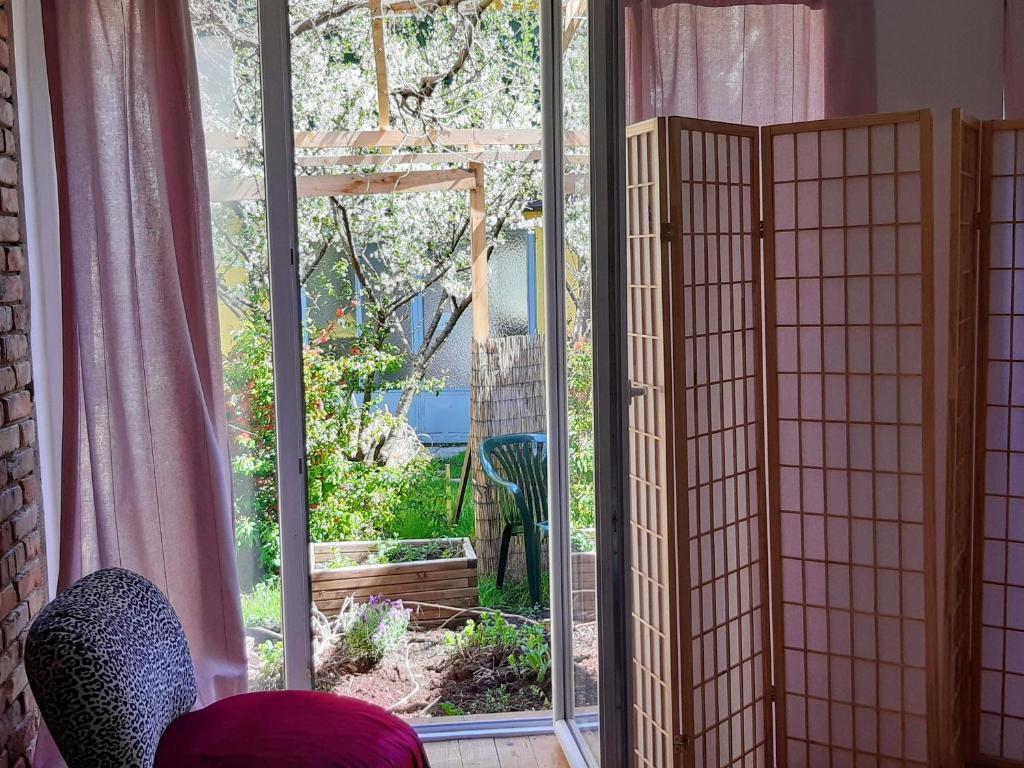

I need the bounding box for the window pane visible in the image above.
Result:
[287,0,549,720]
[562,0,599,756]
[191,0,284,690]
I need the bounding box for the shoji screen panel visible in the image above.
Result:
[762,110,939,767]
[626,116,771,768]
[668,117,772,768]
[944,109,982,768]
[973,119,1024,764]
[627,118,678,768]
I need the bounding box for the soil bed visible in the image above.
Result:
[246,621,599,718]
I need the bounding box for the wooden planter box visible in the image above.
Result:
[310,538,478,628]
[570,550,597,622]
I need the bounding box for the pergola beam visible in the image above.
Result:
[209,168,477,202]
[294,149,590,167]
[205,128,590,151]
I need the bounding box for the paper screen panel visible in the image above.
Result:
[668,117,771,767]
[763,111,938,767]
[975,120,1024,764]
[944,110,982,768]
[627,119,678,768]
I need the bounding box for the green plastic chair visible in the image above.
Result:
[479,432,548,607]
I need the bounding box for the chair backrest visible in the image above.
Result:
[25,568,197,768]
[479,432,548,527]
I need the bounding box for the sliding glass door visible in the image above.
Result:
[192,0,627,762]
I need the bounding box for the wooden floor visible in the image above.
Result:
[424,734,569,768]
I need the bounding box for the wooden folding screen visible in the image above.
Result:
[951,117,1024,765]
[626,110,941,768]
[762,111,938,767]
[944,109,983,768]
[626,117,772,768]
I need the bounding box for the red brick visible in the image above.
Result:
[0,428,17,457]
[9,307,23,333]
[0,391,28,421]
[0,487,19,522]
[17,478,34,506]
[7,450,31,481]
[9,507,33,541]
[10,365,24,390]
[1,605,25,649]
[3,249,20,273]
[0,190,15,216]
[0,217,16,245]
[21,533,38,563]
[13,562,38,602]
[15,420,30,447]
[26,587,44,619]
[0,278,19,305]
[0,336,25,364]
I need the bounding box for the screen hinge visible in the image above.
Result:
[768,685,777,703]
[674,735,691,753]
[660,222,675,243]
[973,210,982,231]
[759,220,766,239]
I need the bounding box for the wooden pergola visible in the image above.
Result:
[206,0,589,340]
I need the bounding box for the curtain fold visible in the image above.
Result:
[626,0,876,124]
[41,0,246,709]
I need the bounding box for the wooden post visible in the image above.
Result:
[469,161,488,339]
[369,0,391,140]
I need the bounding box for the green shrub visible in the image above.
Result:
[241,577,281,630]
[253,640,284,690]
[224,310,420,575]
[444,612,551,685]
[567,342,595,532]
[477,573,549,615]
[385,453,475,541]
[342,595,412,664]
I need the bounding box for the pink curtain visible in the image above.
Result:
[1006,1,1024,117]
[41,0,246,707]
[626,0,876,124]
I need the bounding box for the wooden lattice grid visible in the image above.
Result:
[626,116,772,768]
[762,110,939,768]
[971,119,1024,765]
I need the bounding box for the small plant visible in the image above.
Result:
[509,622,552,684]
[438,701,466,717]
[444,611,520,656]
[570,529,595,553]
[341,595,412,664]
[370,539,463,564]
[253,640,284,690]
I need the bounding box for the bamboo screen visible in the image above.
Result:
[944,109,982,768]
[626,116,771,768]
[762,111,938,767]
[972,120,1024,763]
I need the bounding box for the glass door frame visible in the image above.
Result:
[252,0,631,763]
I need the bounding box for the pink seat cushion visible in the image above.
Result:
[155,690,430,768]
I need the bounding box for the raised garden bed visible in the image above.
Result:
[310,538,478,627]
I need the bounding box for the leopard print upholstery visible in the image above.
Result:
[25,568,197,768]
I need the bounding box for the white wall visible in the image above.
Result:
[873,0,1005,657]
[12,0,60,598]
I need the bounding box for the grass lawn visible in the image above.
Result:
[385,451,475,541]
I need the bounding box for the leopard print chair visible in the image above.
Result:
[25,568,197,768]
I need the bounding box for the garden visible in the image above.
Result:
[193,0,594,717]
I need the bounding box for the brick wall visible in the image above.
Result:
[0,3,46,765]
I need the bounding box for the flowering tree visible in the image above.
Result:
[192,0,586,462]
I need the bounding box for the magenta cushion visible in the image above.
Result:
[155,691,430,767]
